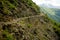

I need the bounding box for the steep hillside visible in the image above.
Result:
[0,0,40,22]
[0,0,59,40]
[40,6,60,38]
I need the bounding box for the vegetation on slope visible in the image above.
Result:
[40,6,60,38]
[0,0,60,40]
[0,15,59,40]
[49,18,60,38]
[0,0,40,22]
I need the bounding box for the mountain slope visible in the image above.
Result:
[40,6,60,22]
[0,0,40,22]
[40,6,60,39]
[0,0,59,40]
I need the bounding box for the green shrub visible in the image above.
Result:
[2,31,14,40]
[27,24,32,28]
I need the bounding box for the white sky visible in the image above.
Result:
[32,0,60,6]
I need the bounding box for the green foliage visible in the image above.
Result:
[27,24,32,28]
[0,0,18,15]
[6,1,16,9]
[44,14,60,37]
[21,0,40,13]
[2,31,14,40]
[3,7,10,14]
[53,23,60,36]
[47,15,60,37]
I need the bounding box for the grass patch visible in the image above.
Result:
[2,31,14,40]
[27,24,32,28]
[0,0,18,15]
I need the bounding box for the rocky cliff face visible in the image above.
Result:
[0,0,59,40]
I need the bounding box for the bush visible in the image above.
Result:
[2,31,14,40]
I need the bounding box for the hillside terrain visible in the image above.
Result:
[40,6,60,22]
[0,0,60,40]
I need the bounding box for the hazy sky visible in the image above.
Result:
[32,0,60,6]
